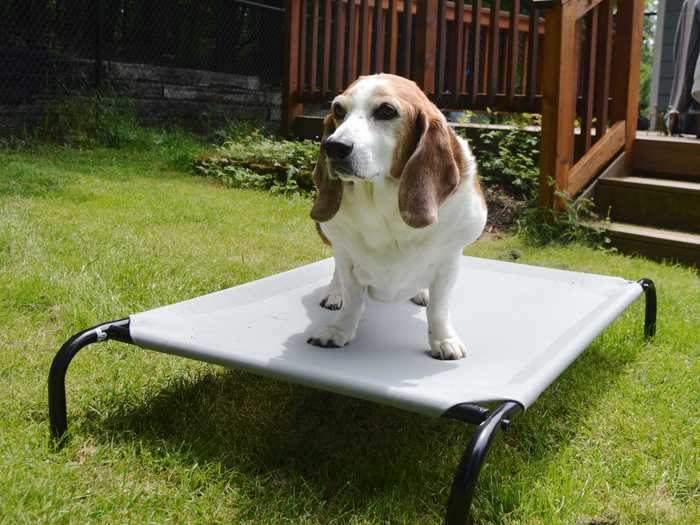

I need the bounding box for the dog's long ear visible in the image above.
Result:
[310,115,343,222]
[398,111,463,228]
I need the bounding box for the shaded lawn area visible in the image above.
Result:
[0,144,698,525]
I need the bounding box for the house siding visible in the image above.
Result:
[657,0,684,113]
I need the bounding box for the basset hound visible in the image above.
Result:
[307,74,487,360]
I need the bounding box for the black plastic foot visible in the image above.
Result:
[48,318,132,443]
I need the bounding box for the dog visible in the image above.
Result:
[306,74,487,360]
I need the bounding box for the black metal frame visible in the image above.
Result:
[47,279,657,524]
[48,318,132,440]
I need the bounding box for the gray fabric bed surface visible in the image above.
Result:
[129,257,642,415]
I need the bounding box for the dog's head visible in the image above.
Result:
[311,74,467,228]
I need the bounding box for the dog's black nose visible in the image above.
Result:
[324,140,353,160]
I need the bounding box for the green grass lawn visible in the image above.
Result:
[1,142,698,524]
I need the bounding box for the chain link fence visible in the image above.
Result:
[0,0,285,128]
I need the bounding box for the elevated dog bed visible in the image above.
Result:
[49,257,656,524]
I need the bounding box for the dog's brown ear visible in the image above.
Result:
[398,111,463,228]
[310,115,343,222]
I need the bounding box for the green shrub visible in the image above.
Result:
[40,96,147,148]
[517,189,613,249]
[193,130,319,196]
[467,123,540,198]
[30,95,204,164]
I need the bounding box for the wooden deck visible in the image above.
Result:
[593,133,700,266]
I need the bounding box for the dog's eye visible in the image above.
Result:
[373,103,398,121]
[332,104,346,120]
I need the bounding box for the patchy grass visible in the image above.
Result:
[0,142,698,524]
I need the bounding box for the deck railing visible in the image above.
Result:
[536,0,643,209]
[283,0,545,132]
[283,0,644,210]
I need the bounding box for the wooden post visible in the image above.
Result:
[537,0,577,210]
[282,0,303,135]
[414,0,438,94]
[610,0,644,171]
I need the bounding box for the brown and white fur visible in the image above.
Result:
[307,74,487,360]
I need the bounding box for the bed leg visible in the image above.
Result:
[638,279,656,339]
[48,318,132,443]
[445,401,522,525]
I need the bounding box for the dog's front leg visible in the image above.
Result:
[428,253,466,360]
[308,250,365,348]
[319,263,343,310]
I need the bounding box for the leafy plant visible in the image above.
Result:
[472,124,540,198]
[39,96,146,148]
[517,188,613,249]
[193,129,319,196]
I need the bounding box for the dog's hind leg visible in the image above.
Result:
[320,262,343,310]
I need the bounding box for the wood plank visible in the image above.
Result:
[388,0,399,73]
[299,0,308,92]
[310,0,320,91]
[353,2,361,77]
[593,0,612,142]
[414,0,438,93]
[522,21,529,95]
[506,0,520,104]
[346,0,357,81]
[633,135,700,179]
[538,1,577,209]
[487,0,500,104]
[360,0,371,75]
[469,0,482,101]
[402,0,412,77]
[438,0,448,94]
[453,0,465,101]
[459,5,545,31]
[282,0,303,135]
[498,29,508,95]
[335,0,347,89]
[374,0,385,72]
[322,0,332,95]
[609,0,644,170]
[462,25,470,94]
[599,222,700,267]
[534,0,607,18]
[580,7,598,154]
[567,120,625,195]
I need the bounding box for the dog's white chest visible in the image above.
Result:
[325,181,438,301]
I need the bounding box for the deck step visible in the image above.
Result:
[600,222,700,266]
[594,175,700,233]
[633,134,700,180]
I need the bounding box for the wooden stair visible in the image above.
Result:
[592,135,700,266]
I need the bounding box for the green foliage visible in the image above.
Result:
[36,95,203,159]
[10,95,203,169]
[470,124,540,198]
[193,129,319,196]
[40,96,143,148]
[517,189,613,249]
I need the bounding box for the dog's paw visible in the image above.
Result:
[430,337,467,360]
[307,324,353,348]
[410,289,429,307]
[319,291,343,310]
